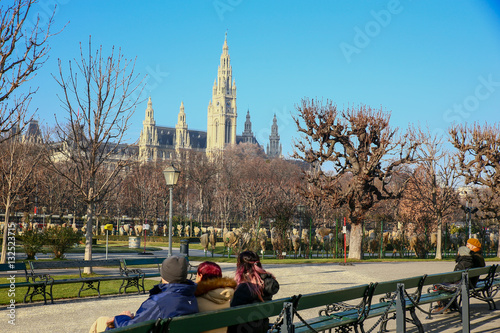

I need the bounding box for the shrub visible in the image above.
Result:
[45,227,82,259]
[20,229,47,259]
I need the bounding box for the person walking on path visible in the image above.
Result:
[195,261,237,333]
[89,255,198,332]
[228,250,279,333]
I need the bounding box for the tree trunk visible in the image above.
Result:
[349,222,363,259]
[0,202,12,264]
[435,216,442,260]
[497,222,500,258]
[84,201,94,274]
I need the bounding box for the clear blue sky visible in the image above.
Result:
[24,0,500,157]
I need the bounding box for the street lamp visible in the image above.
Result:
[163,164,181,257]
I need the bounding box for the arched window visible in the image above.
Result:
[225,119,231,144]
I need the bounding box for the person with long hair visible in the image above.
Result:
[228,251,279,333]
[195,261,237,333]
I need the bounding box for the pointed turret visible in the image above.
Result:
[139,97,159,162]
[241,109,255,144]
[267,114,282,158]
[175,101,190,150]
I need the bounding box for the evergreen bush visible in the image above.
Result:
[46,227,82,259]
[20,229,47,259]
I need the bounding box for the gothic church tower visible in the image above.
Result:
[139,97,159,162]
[206,33,237,157]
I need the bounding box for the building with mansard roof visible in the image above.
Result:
[137,34,279,162]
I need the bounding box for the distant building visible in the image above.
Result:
[137,33,280,162]
[48,34,283,163]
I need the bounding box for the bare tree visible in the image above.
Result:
[0,134,45,263]
[293,98,419,259]
[185,151,218,227]
[406,130,460,259]
[0,0,54,141]
[450,122,500,257]
[47,39,143,271]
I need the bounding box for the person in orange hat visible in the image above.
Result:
[466,238,485,287]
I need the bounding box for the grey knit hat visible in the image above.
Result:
[161,255,188,283]
[458,246,471,257]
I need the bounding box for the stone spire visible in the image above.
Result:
[175,101,190,150]
[241,109,255,143]
[139,97,159,162]
[267,114,282,158]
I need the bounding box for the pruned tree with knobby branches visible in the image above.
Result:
[293,98,419,259]
[450,122,500,257]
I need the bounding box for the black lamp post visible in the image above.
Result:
[163,164,181,257]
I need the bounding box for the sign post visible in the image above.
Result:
[104,224,113,259]
[142,223,150,255]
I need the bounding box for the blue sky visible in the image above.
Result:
[23,0,500,157]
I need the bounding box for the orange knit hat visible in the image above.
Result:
[467,238,481,250]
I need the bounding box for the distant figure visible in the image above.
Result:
[465,238,486,287]
[432,239,486,314]
[453,246,473,272]
[228,251,279,333]
[195,261,237,333]
[88,256,198,332]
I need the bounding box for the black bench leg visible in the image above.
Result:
[408,308,424,333]
[141,276,145,294]
[23,286,31,303]
[48,283,54,304]
[119,279,126,294]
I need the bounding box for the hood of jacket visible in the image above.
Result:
[195,277,237,304]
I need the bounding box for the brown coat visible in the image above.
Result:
[195,277,237,333]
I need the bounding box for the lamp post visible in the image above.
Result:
[163,164,181,257]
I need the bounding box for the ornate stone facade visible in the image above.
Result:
[136,34,280,162]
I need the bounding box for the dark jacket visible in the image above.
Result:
[112,280,198,329]
[454,254,474,272]
[228,274,279,333]
[469,251,486,288]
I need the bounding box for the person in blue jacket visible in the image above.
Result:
[89,255,198,332]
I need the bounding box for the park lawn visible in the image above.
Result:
[13,243,163,255]
[0,274,159,305]
[68,244,163,253]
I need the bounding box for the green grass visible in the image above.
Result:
[0,274,159,305]
[67,244,163,253]
[14,242,163,255]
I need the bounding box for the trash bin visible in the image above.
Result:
[180,239,189,257]
[129,236,141,249]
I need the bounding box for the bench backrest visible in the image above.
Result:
[0,262,28,279]
[122,258,165,267]
[29,259,122,271]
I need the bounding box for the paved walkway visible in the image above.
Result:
[3,248,500,332]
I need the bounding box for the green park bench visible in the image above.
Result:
[108,265,499,333]
[28,259,126,303]
[0,262,52,305]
